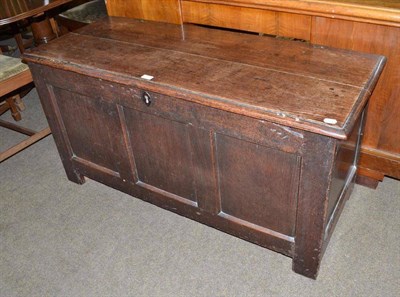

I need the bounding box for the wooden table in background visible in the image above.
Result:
[106,0,400,187]
[0,0,77,45]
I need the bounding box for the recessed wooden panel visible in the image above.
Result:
[52,87,122,175]
[182,1,311,40]
[180,0,400,26]
[216,134,300,236]
[327,113,361,222]
[277,12,311,40]
[106,0,182,24]
[182,1,276,35]
[124,108,197,202]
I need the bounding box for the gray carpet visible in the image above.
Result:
[1,89,399,297]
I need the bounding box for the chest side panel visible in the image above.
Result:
[123,108,198,203]
[52,87,122,174]
[216,134,301,236]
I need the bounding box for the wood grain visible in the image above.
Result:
[125,108,197,202]
[52,87,124,174]
[182,1,311,40]
[276,11,311,40]
[24,18,385,139]
[293,134,336,279]
[182,1,277,35]
[74,18,380,88]
[216,133,300,236]
[105,0,182,24]
[181,0,400,27]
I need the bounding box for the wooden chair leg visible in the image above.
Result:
[13,33,26,54]
[6,96,22,121]
[49,17,61,37]
[14,33,35,53]
[14,95,26,111]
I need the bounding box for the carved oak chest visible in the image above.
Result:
[24,17,385,279]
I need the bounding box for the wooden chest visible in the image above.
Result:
[24,17,385,279]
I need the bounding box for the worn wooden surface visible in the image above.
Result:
[24,17,384,279]
[105,0,400,181]
[24,17,384,139]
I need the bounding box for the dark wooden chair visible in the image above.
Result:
[0,53,51,162]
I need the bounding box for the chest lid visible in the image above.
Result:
[23,17,385,139]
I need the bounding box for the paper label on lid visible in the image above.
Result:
[141,74,154,80]
[323,118,338,125]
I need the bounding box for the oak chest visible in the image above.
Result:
[24,17,385,279]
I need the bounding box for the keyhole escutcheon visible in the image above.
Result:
[142,91,152,106]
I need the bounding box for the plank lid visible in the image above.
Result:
[23,17,386,139]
